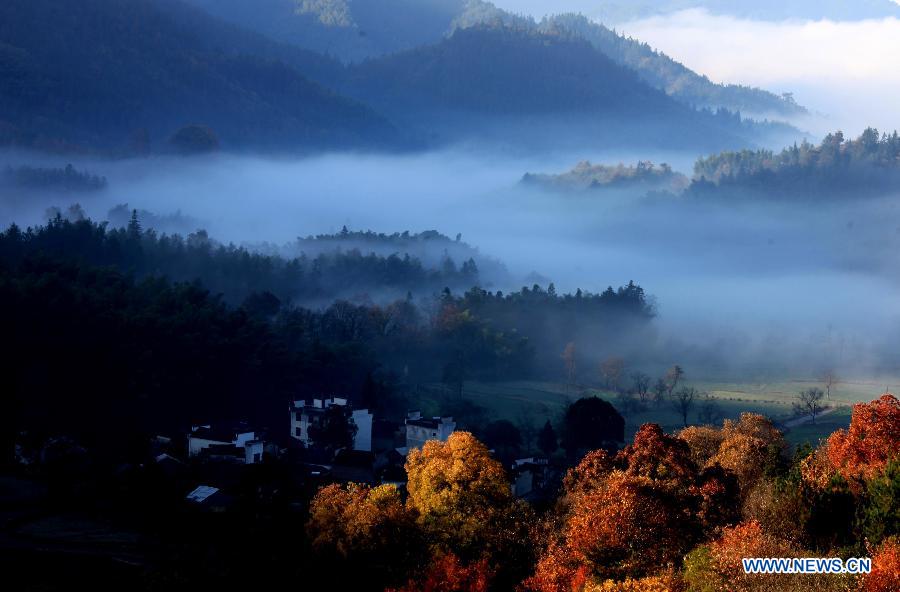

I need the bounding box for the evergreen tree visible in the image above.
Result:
[537,419,558,457]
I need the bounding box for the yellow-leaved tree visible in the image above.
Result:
[405,431,536,589]
[307,483,424,589]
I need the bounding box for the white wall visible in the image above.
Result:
[352,409,373,452]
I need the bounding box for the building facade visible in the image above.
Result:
[404,411,456,450]
[187,425,264,464]
[290,397,373,452]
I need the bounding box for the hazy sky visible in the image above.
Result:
[620,10,900,135]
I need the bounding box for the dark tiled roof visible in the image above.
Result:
[406,418,446,429]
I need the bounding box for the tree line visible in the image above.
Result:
[0,216,658,458]
[691,128,900,198]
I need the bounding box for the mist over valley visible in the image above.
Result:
[2,3,899,590]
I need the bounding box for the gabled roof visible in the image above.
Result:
[405,416,454,429]
[190,424,254,443]
[186,485,220,503]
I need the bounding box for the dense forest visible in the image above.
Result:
[691,128,900,198]
[0,215,484,306]
[0,216,657,448]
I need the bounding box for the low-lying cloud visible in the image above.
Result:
[3,147,900,379]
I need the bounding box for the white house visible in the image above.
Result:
[404,411,456,450]
[187,425,264,464]
[290,398,373,452]
[510,457,550,498]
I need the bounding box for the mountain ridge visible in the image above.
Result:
[0,0,397,152]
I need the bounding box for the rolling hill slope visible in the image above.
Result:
[0,0,397,152]
[339,25,782,151]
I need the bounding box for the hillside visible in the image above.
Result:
[181,0,467,62]
[0,0,396,152]
[344,26,675,115]
[449,2,804,118]
[340,26,778,150]
[541,14,804,118]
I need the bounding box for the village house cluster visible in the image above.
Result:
[172,396,558,510]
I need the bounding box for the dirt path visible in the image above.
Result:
[783,406,838,428]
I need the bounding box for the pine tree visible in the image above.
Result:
[127,209,142,238]
[537,420,558,457]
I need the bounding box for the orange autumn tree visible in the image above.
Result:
[584,570,684,592]
[682,520,839,592]
[859,537,900,592]
[677,425,724,468]
[389,553,492,592]
[307,483,423,588]
[527,424,739,591]
[679,413,787,494]
[825,394,900,486]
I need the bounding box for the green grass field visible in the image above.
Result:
[417,376,892,450]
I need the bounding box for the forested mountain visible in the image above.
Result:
[540,14,804,117]
[344,26,673,116]
[0,0,801,154]
[181,0,467,62]
[450,2,804,117]
[340,25,781,150]
[0,0,395,152]
[175,0,804,120]
[553,0,900,24]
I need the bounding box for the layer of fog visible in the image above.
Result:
[3,147,900,380]
[618,10,900,136]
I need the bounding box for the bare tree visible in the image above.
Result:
[794,387,826,424]
[631,371,651,404]
[823,370,839,401]
[672,386,696,427]
[665,365,685,398]
[652,378,668,407]
[599,357,626,392]
[562,342,577,395]
[697,392,723,425]
[615,390,640,417]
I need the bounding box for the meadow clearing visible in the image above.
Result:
[419,376,896,449]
